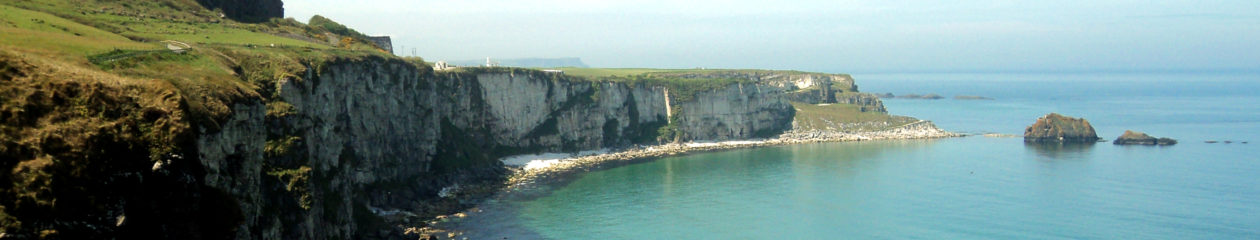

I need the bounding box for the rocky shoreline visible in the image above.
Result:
[414,120,959,239]
[505,120,958,190]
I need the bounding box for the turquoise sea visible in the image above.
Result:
[442,72,1260,239]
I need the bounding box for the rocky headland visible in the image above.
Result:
[1024,113,1100,143]
[0,1,963,239]
[1113,130,1177,145]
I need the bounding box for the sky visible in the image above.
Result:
[285,0,1260,73]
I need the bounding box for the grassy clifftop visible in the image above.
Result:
[0,0,408,125]
[0,1,415,237]
[548,67,813,78]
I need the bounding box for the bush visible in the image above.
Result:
[308,15,368,39]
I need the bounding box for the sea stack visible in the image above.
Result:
[1023,113,1100,143]
[1113,130,1177,145]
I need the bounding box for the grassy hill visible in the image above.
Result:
[790,102,915,132]
[0,1,409,237]
[1,0,401,123]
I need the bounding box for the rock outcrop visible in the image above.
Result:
[1113,130,1177,145]
[196,0,284,23]
[897,93,944,100]
[1023,113,1100,143]
[672,83,795,140]
[834,92,887,112]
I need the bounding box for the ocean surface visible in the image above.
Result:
[440,72,1260,239]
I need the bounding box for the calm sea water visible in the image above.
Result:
[441,72,1260,239]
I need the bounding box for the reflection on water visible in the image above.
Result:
[1024,142,1096,160]
[443,136,1260,239]
[439,140,944,239]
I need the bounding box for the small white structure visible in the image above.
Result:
[484,57,499,67]
[433,61,453,71]
[162,40,190,54]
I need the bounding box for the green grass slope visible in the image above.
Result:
[0,1,407,238]
[791,102,917,132]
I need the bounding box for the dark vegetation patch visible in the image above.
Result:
[432,119,501,173]
[594,74,748,103]
[88,49,195,70]
[0,0,418,238]
[193,0,282,23]
[0,50,216,238]
[654,105,686,143]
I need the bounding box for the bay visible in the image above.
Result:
[444,72,1260,239]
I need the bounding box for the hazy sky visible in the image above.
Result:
[286,0,1260,73]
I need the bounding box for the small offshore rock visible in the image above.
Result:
[897,93,945,100]
[1113,130,1177,145]
[954,95,994,100]
[1024,113,1100,143]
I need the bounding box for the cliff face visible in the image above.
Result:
[193,59,795,238]
[450,72,669,151]
[834,92,887,113]
[198,58,442,239]
[673,83,795,140]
